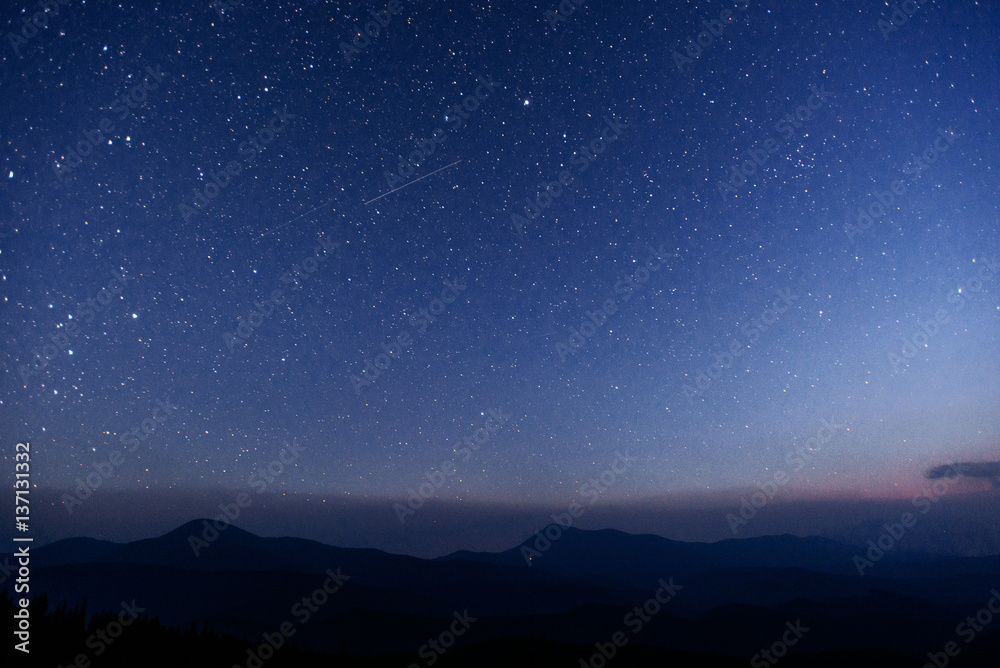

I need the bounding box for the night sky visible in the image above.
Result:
[2,1,998,553]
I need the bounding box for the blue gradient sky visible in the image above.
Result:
[2,1,997,536]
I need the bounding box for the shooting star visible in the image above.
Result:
[256,201,333,240]
[363,159,462,205]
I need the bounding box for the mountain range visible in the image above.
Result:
[5,520,999,666]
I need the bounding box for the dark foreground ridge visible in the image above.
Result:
[3,521,999,667]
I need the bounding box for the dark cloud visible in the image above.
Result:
[926,461,1000,480]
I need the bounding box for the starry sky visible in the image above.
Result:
[2,1,998,549]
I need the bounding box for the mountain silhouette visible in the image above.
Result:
[4,520,999,664]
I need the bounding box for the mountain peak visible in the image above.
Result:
[161,518,257,541]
